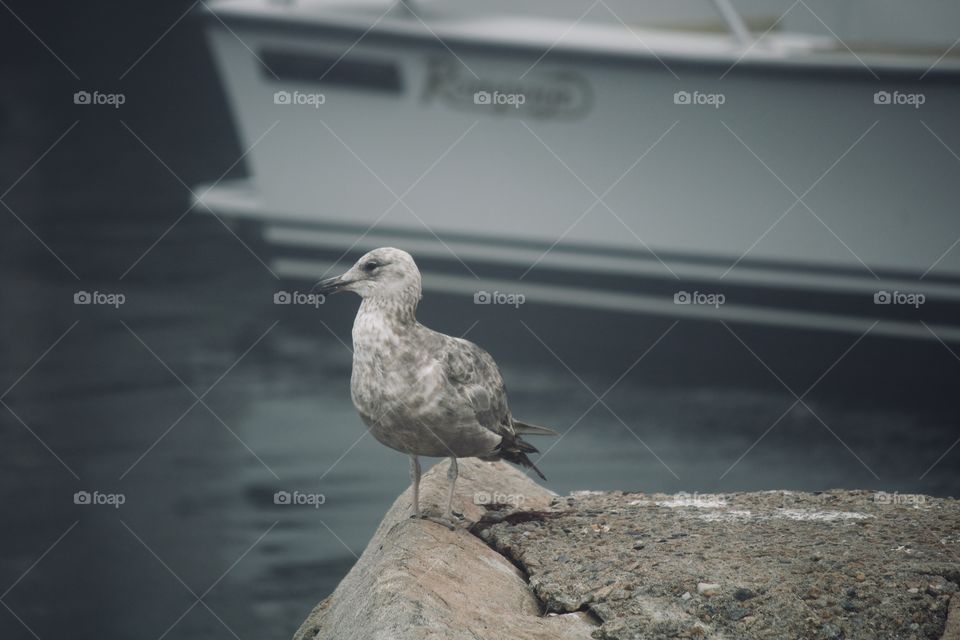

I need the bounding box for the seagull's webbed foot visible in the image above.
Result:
[408,509,457,530]
[419,514,457,530]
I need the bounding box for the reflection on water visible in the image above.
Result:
[1,214,957,640]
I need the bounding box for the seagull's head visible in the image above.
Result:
[312,247,422,304]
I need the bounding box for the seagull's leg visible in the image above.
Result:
[409,455,421,519]
[445,457,463,520]
[407,456,457,531]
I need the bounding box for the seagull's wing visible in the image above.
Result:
[440,336,512,435]
[439,335,548,480]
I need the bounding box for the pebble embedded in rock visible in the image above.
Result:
[727,605,750,621]
[733,588,757,601]
[697,582,721,597]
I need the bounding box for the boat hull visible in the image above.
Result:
[199,1,960,341]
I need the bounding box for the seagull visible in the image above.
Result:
[313,247,556,528]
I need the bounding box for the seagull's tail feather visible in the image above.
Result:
[518,452,548,481]
[513,420,559,437]
[494,434,548,481]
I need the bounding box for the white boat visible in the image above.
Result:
[197,0,960,342]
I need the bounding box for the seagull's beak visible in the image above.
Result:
[311,275,351,296]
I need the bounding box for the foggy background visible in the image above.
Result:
[1,1,958,639]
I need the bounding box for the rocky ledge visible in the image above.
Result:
[294,459,960,640]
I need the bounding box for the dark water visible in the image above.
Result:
[2,3,959,638]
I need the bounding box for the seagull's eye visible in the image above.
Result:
[362,260,381,273]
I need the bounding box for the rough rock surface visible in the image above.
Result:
[295,461,960,640]
[478,490,960,640]
[293,459,596,640]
